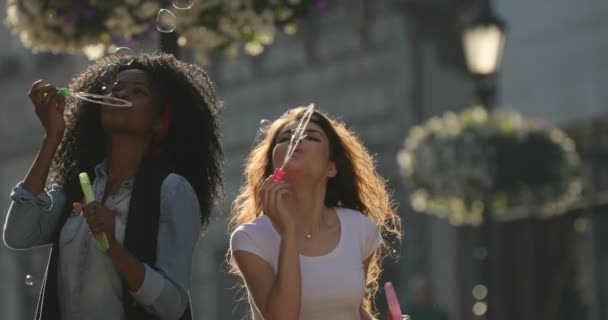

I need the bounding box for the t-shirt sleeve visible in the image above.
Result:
[360,215,382,261]
[230,227,270,265]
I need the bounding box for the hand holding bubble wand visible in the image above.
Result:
[271,104,315,183]
[79,172,110,252]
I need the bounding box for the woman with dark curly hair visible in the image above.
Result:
[3,53,223,320]
[228,107,402,320]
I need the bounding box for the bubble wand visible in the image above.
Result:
[271,103,315,183]
[79,172,110,252]
[384,282,403,320]
[43,61,132,108]
[47,88,131,108]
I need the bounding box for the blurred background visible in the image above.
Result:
[1,0,607,320]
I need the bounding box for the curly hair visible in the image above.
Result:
[49,52,223,228]
[229,107,402,314]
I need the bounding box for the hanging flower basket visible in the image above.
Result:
[5,0,322,62]
[174,0,322,63]
[5,0,160,59]
[397,106,583,226]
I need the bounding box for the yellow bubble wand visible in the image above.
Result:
[79,172,110,252]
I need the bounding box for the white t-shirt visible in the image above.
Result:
[230,207,382,320]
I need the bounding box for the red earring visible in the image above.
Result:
[152,104,172,157]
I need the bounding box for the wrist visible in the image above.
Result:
[281,223,297,237]
[106,237,121,253]
[43,134,63,146]
[281,229,297,244]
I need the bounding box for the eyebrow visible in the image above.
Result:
[278,128,324,137]
[114,80,151,88]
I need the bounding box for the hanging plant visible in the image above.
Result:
[5,0,160,59]
[174,0,323,64]
[4,0,323,62]
[397,106,583,226]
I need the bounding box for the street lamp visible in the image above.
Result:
[462,0,507,109]
[461,1,507,320]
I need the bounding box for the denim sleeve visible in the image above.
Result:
[130,174,201,320]
[3,182,66,249]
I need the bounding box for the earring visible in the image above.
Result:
[329,167,337,177]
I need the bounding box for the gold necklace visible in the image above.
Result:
[306,208,332,239]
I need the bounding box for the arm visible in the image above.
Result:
[23,81,65,195]
[3,81,66,249]
[85,174,200,319]
[232,229,301,320]
[359,256,377,320]
[4,137,66,248]
[360,214,383,320]
[4,181,66,249]
[105,237,146,291]
[127,174,200,318]
[4,126,66,249]
[235,177,301,319]
[22,136,61,195]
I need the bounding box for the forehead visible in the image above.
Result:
[279,121,324,135]
[118,69,150,84]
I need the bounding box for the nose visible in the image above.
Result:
[294,142,305,153]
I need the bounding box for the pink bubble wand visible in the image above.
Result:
[385,282,403,320]
[271,103,315,183]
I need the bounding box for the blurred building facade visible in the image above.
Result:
[0,1,607,320]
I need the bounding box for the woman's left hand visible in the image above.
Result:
[80,201,117,243]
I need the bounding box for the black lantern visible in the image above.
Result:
[462,0,507,77]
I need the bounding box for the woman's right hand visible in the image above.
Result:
[28,80,66,141]
[260,175,296,236]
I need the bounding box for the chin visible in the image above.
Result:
[100,116,122,130]
[100,119,134,136]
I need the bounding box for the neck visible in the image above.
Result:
[105,134,150,185]
[286,177,330,236]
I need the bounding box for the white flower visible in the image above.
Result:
[224,0,244,9]
[244,41,263,55]
[6,4,18,24]
[6,0,310,63]
[136,2,161,19]
[83,43,107,60]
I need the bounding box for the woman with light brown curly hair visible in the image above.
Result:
[229,106,402,320]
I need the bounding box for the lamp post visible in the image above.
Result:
[461,1,507,319]
[462,0,507,110]
[160,32,181,59]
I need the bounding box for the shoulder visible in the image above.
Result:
[161,173,193,195]
[230,215,277,262]
[338,207,377,230]
[160,173,200,222]
[160,173,198,205]
[338,207,382,260]
[231,215,274,243]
